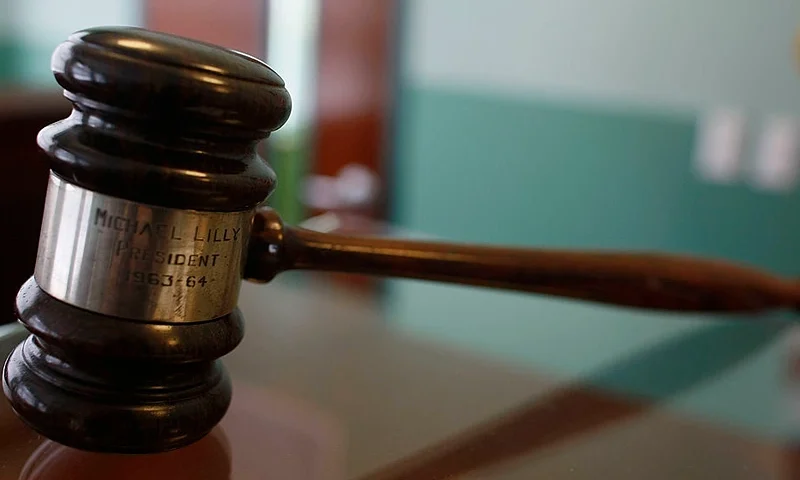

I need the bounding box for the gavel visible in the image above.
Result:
[2,26,798,454]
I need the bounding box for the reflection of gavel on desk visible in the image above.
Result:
[3,26,799,454]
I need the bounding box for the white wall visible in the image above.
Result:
[266,0,320,134]
[404,0,800,114]
[9,0,142,85]
[10,0,141,43]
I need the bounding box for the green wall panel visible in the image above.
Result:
[392,87,800,271]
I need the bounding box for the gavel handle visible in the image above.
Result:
[244,208,800,313]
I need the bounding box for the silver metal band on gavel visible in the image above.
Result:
[34,173,253,323]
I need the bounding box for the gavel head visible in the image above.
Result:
[2,26,291,453]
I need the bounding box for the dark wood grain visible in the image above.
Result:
[40,26,289,211]
[3,26,289,454]
[247,208,800,313]
[4,278,243,453]
[19,429,231,480]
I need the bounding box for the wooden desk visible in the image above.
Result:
[0,275,791,479]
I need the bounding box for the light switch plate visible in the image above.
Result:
[750,115,800,192]
[693,108,747,184]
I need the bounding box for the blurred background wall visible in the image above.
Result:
[5,0,141,87]
[386,0,800,440]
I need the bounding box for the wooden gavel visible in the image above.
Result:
[3,26,798,455]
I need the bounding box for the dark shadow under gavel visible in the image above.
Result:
[2,26,798,454]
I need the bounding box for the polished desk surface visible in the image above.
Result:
[0,274,793,479]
